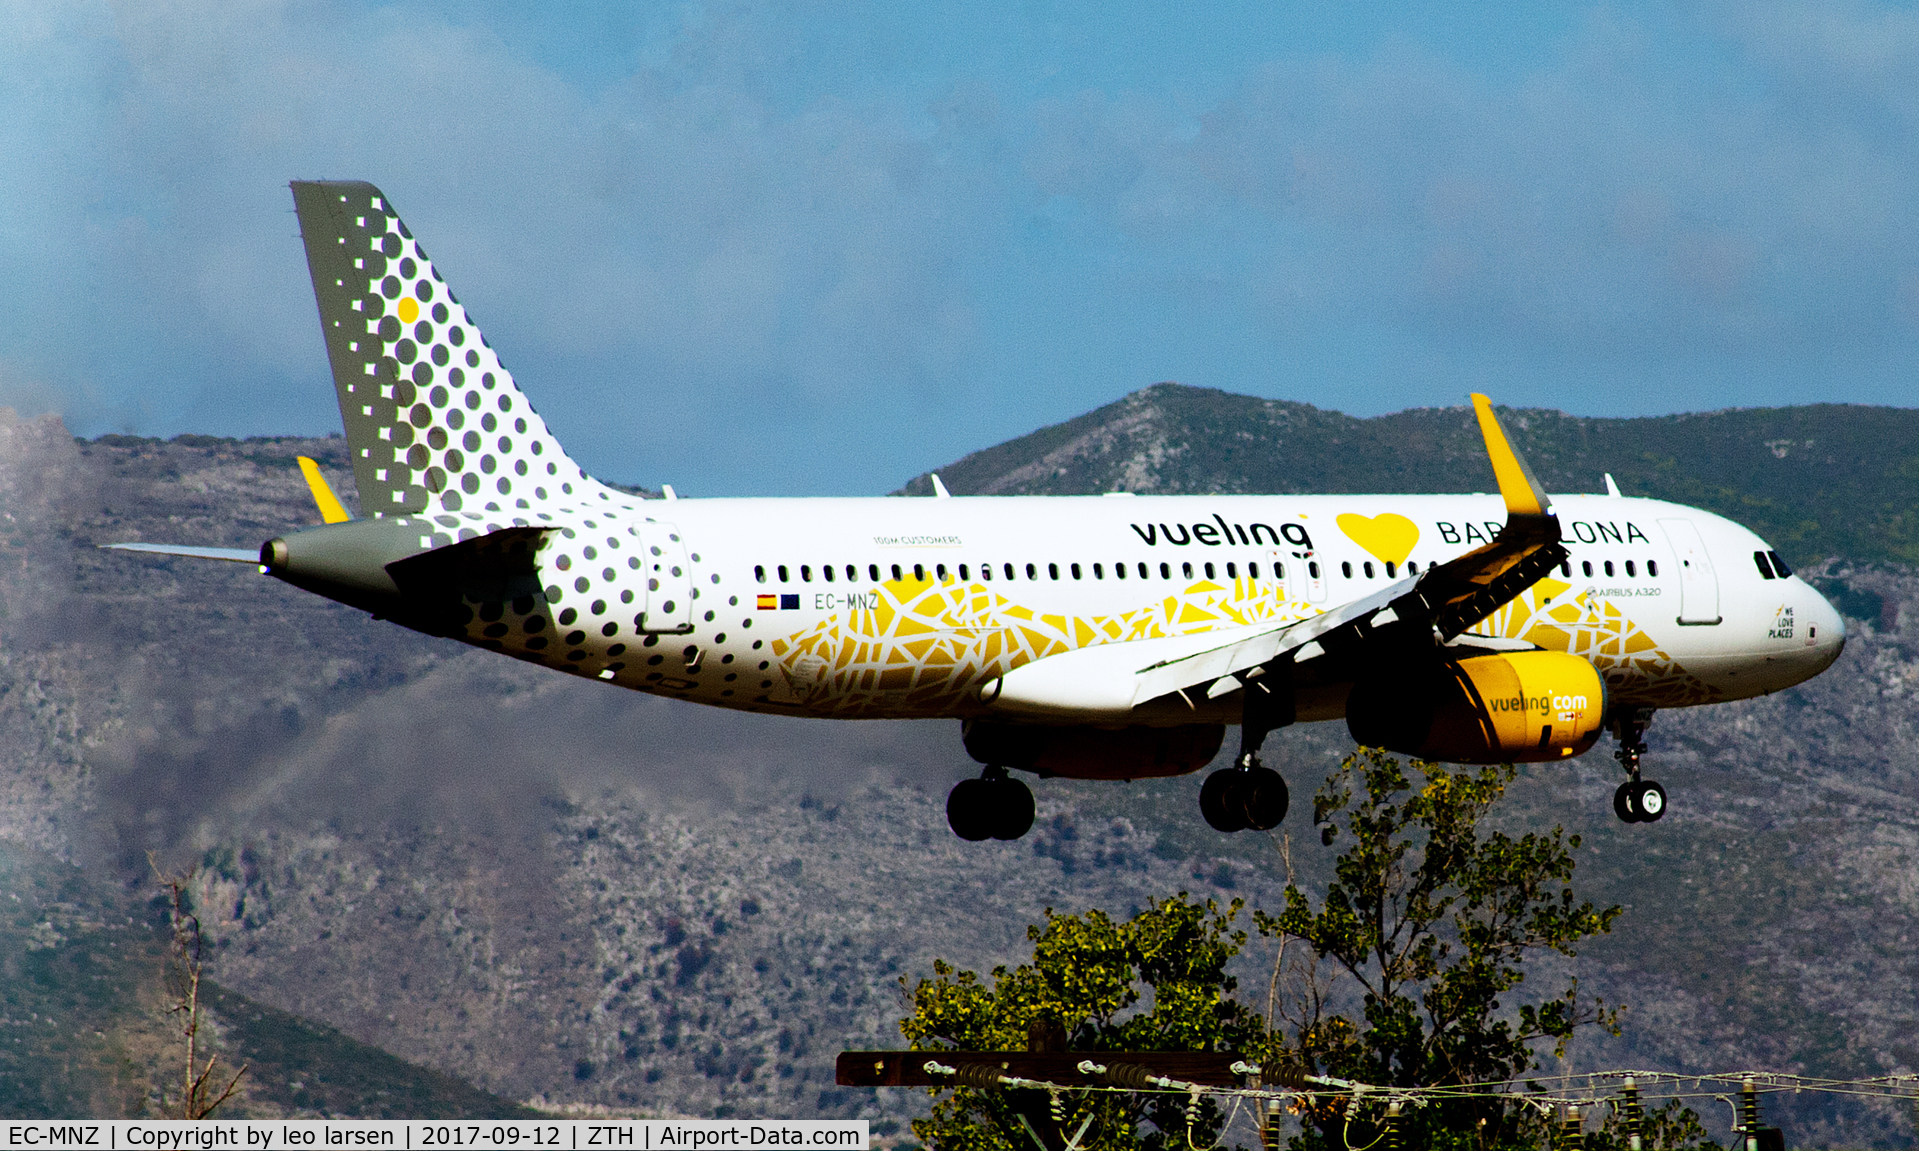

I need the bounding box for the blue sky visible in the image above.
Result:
[3,0,1917,495]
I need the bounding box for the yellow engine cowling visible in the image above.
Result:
[1346,651,1606,764]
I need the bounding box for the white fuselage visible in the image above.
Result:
[429,490,1844,726]
[273,180,1843,741]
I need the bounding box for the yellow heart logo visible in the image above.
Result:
[1337,512,1420,565]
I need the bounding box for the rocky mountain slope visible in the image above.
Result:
[901,383,1919,567]
[1,393,1916,1144]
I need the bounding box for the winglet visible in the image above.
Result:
[1470,394,1551,519]
[297,456,353,524]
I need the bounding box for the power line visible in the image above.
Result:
[845,1052,1918,1151]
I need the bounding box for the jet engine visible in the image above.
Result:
[962,720,1225,780]
[1345,651,1605,764]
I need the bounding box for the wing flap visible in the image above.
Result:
[984,624,1270,719]
[1130,577,1414,706]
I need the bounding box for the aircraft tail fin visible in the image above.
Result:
[290,180,611,518]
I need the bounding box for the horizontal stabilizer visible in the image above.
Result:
[100,542,261,564]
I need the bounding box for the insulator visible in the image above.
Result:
[1100,1062,1157,1090]
[1621,1076,1644,1151]
[953,1063,1004,1089]
[1557,1104,1583,1151]
[1267,1065,1317,1091]
[1740,1078,1762,1151]
[1263,1099,1284,1151]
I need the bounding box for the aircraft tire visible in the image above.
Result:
[1633,780,1667,823]
[1199,770,1248,833]
[946,778,996,841]
[1238,767,1289,830]
[1613,782,1639,823]
[991,777,1036,841]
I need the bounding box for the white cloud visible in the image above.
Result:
[4,0,1918,491]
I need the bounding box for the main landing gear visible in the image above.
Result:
[1200,681,1293,833]
[1199,757,1289,833]
[946,766,1036,842]
[1609,707,1666,824]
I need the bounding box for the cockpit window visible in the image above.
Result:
[1753,550,1776,579]
[1768,550,1792,578]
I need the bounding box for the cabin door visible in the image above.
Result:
[1658,518,1722,626]
[637,521,694,634]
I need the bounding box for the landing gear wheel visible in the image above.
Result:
[946,778,995,841]
[1199,770,1247,833]
[1613,780,1667,823]
[1631,780,1667,823]
[1200,766,1290,832]
[990,776,1036,841]
[1607,708,1663,825]
[946,773,1037,841]
[1237,767,1290,830]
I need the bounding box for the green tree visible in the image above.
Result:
[898,750,1630,1151]
[1259,749,1622,1151]
[898,894,1266,1151]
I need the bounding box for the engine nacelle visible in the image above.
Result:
[962,720,1225,780]
[1346,651,1605,764]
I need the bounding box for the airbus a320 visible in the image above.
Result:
[109,181,1847,840]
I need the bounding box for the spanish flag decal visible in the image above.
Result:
[757,594,778,610]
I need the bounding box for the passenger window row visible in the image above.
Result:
[1556,559,1661,579]
[745,554,1685,587]
[751,560,1290,584]
[1329,557,1671,582]
[1338,561,1419,579]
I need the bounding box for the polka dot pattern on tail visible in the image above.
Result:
[291,180,614,519]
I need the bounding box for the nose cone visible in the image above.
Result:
[1804,583,1847,674]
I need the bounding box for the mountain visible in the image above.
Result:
[1,391,1916,1145]
[0,839,531,1118]
[901,383,1919,567]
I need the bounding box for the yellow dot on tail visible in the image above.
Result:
[397,297,419,323]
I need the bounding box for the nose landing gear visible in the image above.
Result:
[1609,708,1666,823]
[946,767,1036,841]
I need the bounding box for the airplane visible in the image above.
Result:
[106,181,1848,841]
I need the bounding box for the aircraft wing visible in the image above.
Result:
[986,394,1570,719]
